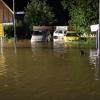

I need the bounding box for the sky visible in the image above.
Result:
[3,0,68,25]
[3,0,29,11]
[3,0,64,12]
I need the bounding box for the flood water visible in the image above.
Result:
[0,40,100,100]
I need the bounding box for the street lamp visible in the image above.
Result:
[13,0,17,43]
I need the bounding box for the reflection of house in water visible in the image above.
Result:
[0,0,13,24]
[0,56,7,76]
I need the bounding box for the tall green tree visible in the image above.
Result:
[24,0,57,29]
[61,0,99,34]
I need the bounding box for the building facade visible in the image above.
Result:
[0,0,13,24]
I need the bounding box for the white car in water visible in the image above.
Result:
[31,31,44,43]
[53,30,67,42]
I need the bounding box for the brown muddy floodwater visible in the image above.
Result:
[0,40,100,100]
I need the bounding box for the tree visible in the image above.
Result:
[61,0,99,34]
[24,0,57,29]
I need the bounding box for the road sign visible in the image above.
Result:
[90,24,99,32]
[0,23,4,37]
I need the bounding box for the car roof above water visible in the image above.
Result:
[32,31,44,35]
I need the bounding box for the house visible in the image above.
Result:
[0,0,13,25]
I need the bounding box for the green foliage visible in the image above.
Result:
[4,25,14,39]
[69,6,87,33]
[24,0,57,29]
[4,20,31,39]
[16,20,23,28]
[61,0,99,34]
[16,19,31,39]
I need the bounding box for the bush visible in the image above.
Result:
[4,25,14,39]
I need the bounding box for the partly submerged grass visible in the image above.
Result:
[64,39,96,49]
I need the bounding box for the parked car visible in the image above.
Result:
[53,26,68,41]
[64,32,80,42]
[31,31,45,43]
[53,30,67,42]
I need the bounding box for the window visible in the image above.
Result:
[55,30,63,34]
[33,31,44,35]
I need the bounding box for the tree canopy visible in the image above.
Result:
[61,0,99,34]
[24,0,57,29]
[24,0,99,33]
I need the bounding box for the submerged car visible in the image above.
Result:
[53,30,67,42]
[31,31,46,43]
[64,32,80,42]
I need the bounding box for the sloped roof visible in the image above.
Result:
[0,0,14,14]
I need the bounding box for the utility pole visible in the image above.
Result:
[13,0,17,43]
[97,0,100,55]
[13,0,17,53]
